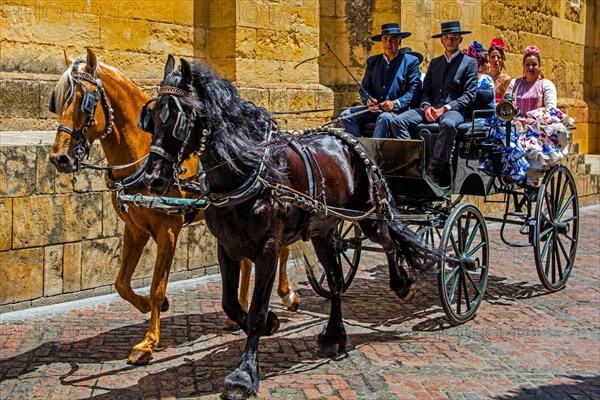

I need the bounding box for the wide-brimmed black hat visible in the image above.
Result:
[431,21,471,38]
[399,47,424,64]
[371,23,411,41]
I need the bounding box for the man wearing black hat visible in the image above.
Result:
[390,21,478,186]
[340,23,421,138]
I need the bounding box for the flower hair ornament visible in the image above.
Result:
[462,40,485,58]
[490,35,506,50]
[525,45,540,55]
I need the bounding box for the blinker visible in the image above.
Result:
[48,91,57,114]
[173,112,191,141]
[138,99,155,134]
[81,89,97,116]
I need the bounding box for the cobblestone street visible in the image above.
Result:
[1,205,599,399]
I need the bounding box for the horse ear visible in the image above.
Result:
[180,58,193,86]
[164,54,176,79]
[85,48,97,74]
[64,50,73,66]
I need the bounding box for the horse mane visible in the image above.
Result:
[163,62,285,179]
[52,59,82,115]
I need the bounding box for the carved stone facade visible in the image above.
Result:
[1,0,598,149]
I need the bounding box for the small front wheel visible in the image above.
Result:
[304,221,362,299]
[437,203,489,325]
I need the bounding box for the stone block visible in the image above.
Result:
[173,226,189,273]
[173,0,195,26]
[100,18,151,52]
[188,221,218,269]
[238,87,270,109]
[237,2,275,30]
[148,22,194,56]
[279,60,319,85]
[552,16,586,44]
[0,145,37,197]
[36,145,55,194]
[321,0,336,18]
[207,26,237,59]
[63,242,81,292]
[102,192,121,238]
[236,58,281,84]
[207,0,237,28]
[12,192,103,249]
[0,198,12,251]
[81,237,121,290]
[79,192,104,240]
[54,171,74,194]
[44,244,63,296]
[0,79,39,118]
[0,247,44,304]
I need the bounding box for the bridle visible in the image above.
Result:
[49,58,115,168]
[139,85,208,182]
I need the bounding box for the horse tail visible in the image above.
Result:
[388,220,439,273]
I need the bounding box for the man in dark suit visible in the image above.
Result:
[390,21,478,186]
[340,23,421,138]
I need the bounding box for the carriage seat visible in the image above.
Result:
[412,88,494,170]
[359,88,494,139]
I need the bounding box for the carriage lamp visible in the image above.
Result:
[496,95,519,148]
[496,95,518,122]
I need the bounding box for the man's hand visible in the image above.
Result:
[378,100,395,112]
[425,106,447,122]
[424,105,436,122]
[367,98,379,112]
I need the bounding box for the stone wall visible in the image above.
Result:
[0,137,220,313]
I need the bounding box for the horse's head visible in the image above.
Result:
[142,56,204,195]
[49,48,114,173]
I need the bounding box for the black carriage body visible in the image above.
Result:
[360,133,499,203]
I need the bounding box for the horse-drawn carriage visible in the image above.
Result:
[50,52,579,399]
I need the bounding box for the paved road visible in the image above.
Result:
[1,205,599,399]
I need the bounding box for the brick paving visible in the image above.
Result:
[1,205,599,400]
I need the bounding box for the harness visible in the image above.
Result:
[50,58,115,166]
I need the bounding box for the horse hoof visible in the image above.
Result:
[282,291,299,312]
[161,297,170,312]
[316,342,339,358]
[223,318,241,331]
[127,350,152,365]
[221,387,254,400]
[264,311,280,336]
[223,369,256,400]
[400,287,415,302]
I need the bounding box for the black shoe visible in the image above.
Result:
[427,157,448,186]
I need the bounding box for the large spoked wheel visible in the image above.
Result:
[304,220,362,299]
[533,165,579,291]
[437,203,489,325]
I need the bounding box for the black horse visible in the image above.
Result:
[143,56,436,399]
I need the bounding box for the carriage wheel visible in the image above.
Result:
[533,165,579,291]
[415,223,443,248]
[304,220,362,299]
[437,203,489,325]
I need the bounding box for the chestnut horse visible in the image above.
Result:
[48,49,298,365]
[143,57,435,399]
